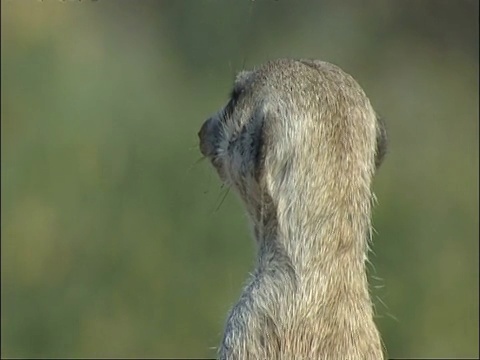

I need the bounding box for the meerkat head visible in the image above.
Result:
[199,59,387,223]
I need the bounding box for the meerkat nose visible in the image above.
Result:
[198,118,213,156]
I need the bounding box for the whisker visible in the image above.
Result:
[194,156,207,165]
[188,143,200,151]
[186,156,207,175]
[386,312,400,322]
[215,186,231,212]
[375,295,390,311]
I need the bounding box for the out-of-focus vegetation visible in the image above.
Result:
[1,0,478,358]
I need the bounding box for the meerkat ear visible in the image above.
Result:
[375,116,388,169]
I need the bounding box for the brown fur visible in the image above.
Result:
[199,59,387,360]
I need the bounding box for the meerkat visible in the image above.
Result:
[198,58,387,360]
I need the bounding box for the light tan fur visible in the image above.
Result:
[198,58,387,360]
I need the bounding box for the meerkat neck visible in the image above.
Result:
[255,185,374,302]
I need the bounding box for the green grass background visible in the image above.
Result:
[2,0,478,358]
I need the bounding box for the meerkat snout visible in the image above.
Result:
[198,117,213,157]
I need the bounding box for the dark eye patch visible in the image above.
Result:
[230,86,242,103]
[223,86,244,118]
[251,119,265,181]
[223,99,235,118]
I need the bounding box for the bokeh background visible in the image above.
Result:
[2,0,478,358]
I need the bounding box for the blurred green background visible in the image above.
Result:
[1,0,478,358]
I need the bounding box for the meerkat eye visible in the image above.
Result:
[223,86,244,119]
[230,86,243,103]
[224,99,235,119]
